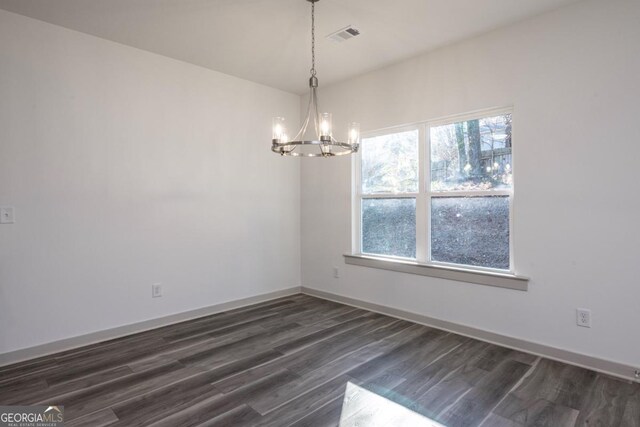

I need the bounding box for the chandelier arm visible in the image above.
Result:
[293,92,314,141]
[293,116,308,142]
[312,87,319,137]
[298,115,310,141]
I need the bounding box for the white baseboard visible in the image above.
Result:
[301,286,639,383]
[0,286,302,368]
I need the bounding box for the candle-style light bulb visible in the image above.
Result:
[320,112,332,141]
[348,122,360,145]
[272,117,286,141]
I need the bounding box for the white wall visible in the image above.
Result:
[301,0,640,367]
[0,10,300,354]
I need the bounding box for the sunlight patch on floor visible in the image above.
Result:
[339,382,447,427]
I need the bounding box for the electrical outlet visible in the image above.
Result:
[0,207,15,224]
[635,369,640,379]
[576,308,591,328]
[333,267,339,279]
[152,283,162,298]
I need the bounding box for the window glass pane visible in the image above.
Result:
[430,114,512,191]
[362,198,416,258]
[431,196,509,269]
[361,130,419,194]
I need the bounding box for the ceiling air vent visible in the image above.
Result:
[326,26,360,43]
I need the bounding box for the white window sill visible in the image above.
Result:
[343,254,529,291]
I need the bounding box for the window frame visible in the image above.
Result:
[352,107,516,275]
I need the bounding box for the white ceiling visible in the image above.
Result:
[0,0,583,93]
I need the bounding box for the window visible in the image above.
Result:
[360,129,418,259]
[354,109,513,272]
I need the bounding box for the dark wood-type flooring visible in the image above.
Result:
[1,294,638,426]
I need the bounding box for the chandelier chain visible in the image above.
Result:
[310,1,316,76]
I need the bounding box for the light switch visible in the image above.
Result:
[0,207,15,224]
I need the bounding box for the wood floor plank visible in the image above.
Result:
[251,374,353,427]
[255,299,349,329]
[113,366,296,426]
[310,307,371,329]
[287,396,343,427]
[44,337,173,386]
[157,323,269,362]
[191,404,262,427]
[505,358,597,411]
[622,387,640,427]
[273,315,379,354]
[65,408,119,427]
[0,358,59,383]
[109,297,300,350]
[360,331,466,384]
[285,301,359,327]
[478,413,524,427]
[205,315,395,395]
[177,323,305,368]
[207,326,376,395]
[111,349,285,424]
[127,355,176,373]
[574,374,638,427]
[156,300,308,345]
[348,329,465,391]
[437,359,531,427]
[391,340,516,419]
[492,395,580,426]
[111,384,222,426]
[247,337,402,415]
[471,344,536,370]
[378,323,435,346]
[388,338,502,409]
[0,365,62,389]
[161,312,282,343]
[52,334,163,366]
[171,369,300,425]
[52,362,195,420]
[369,319,417,341]
[0,378,48,405]
[407,366,488,419]
[209,359,287,394]
[280,316,402,376]
[147,398,260,427]
[4,365,133,406]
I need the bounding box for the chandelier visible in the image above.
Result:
[272,0,360,157]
